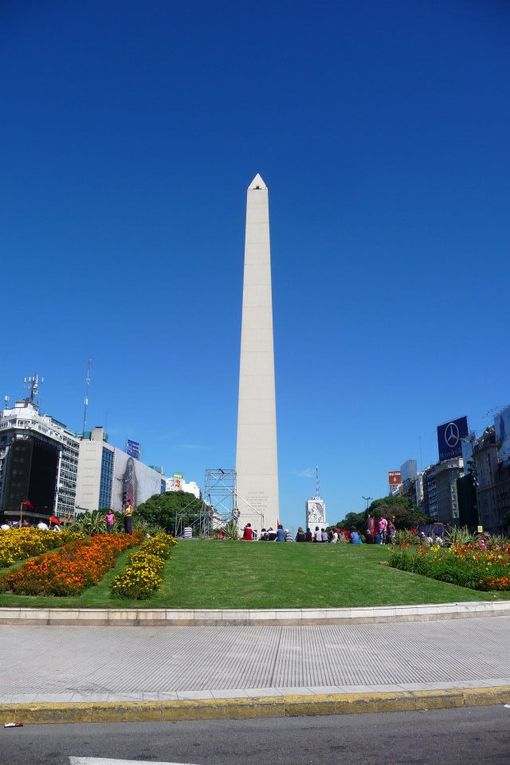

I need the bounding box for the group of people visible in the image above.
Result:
[72,506,134,534]
[1,504,135,534]
[365,514,396,544]
[0,517,62,531]
[104,504,134,534]
[241,523,289,541]
[295,526,330,543]
[241,523,374,544]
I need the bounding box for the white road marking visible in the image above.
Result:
[69,758,202,765]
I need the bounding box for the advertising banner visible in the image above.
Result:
[437,416,468,461]
[388,471,402,486]
[126,440,141,460]
[494,406,510,464]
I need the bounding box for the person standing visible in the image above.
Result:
[123,503,134,534]
[105,509,115,533]
[377,515,388,544]
[366,514,376,544]
[387,517,396,544]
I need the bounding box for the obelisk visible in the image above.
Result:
[236,174,279,531]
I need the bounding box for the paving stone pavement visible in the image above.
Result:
[1,617,509,702]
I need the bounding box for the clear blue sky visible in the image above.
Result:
[2,1,509,528]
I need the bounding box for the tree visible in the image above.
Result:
[367,496,431,529]
[336,511,365,532]
[336,496,431,533]
[136,491,204,535]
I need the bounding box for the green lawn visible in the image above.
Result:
[1,540,509,609]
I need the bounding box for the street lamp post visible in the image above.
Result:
[362,496,373,511]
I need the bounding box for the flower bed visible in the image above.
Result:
[0,528,78,568]
[388,542,510,591]
[0,532,142,596]
[111,533,176,600]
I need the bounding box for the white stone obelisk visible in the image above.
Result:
[236,174,279,532]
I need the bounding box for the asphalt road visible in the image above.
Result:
[1,706,510,765]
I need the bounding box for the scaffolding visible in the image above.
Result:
[173,500,213,539]
[203,468,237,528]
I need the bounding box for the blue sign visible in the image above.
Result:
[126,439,141,460]
[437,416,468,462]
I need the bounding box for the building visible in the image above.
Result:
[236,174,279,531]
[166,473,201,499]
[472,426,510,534]
[421,457,464,524]
[75,427,166,512]
[456,473,478,530]
[0,397,80,523]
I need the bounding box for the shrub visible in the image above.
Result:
[0,532,141,596]
[444,527,475,547]
[111,533,176,600]
[394,529,420,547]
[71,510,107,535]
[388,541,510,591]
[0,528,79,568]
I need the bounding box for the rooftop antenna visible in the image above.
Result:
[24,374,43,405]
[82,358,92,436]
[315,464,321,499]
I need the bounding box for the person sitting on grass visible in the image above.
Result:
[242,523,254,541]
[305,527,313,542]
[295,527,306,542]
[275,524,286,542]
[350,528,362,544]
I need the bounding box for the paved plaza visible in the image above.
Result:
[1,616,510,703]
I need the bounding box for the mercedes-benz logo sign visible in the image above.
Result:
[444,422,460,448]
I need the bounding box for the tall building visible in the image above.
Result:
[471,426,510,533]
[75,426,166,512]
[0,397,79,523]
[422,457,464,523]
[236,174,279,531]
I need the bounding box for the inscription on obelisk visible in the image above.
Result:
[235,174,279,531]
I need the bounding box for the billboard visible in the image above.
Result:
[388,471,401,486]
[126,440,141,460]
[494,405,510,464]
[3,438,59,513]
[400,460,417,483]
[437,416,468,462]
[111,449,164,512]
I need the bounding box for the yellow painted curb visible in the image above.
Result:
[1,687,509,725]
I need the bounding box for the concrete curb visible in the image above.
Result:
[1,600,510,626]
[1,687,509,725]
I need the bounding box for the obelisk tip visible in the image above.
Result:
[248,173,267,190]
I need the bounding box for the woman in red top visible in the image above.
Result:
[242,523,254,541]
